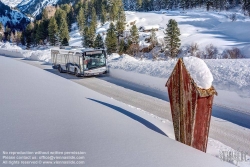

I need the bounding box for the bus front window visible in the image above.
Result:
[84,53,106,70]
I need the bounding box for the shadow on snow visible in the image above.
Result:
[87,98,168,137]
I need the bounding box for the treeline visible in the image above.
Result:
[20,3,74,48]
[15,0,128,49]
[75,0,148,55]
[75,0,126,50]
[123,0,250,15]
[0,23,23,44]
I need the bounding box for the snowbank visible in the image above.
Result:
[108,55,250,113]
[183,56,213,89]
[0,43,51,63]
[0,42,22,50]
[0,56,236,167]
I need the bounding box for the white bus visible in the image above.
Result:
[51,47,108,77]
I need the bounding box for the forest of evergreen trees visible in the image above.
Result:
[1,0,248,55]
[14,0,127,50]
[123,0,250,15]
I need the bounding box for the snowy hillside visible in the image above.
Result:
[68,10,250,113]
[17,0,59,17]
[90,10,250,58]
[0,1,30,30]
[126,10,250,56]
[16,0,75,17]
[0,0,23,7]
[0,56,241,167]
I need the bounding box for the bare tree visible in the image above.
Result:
[223,48,244,59]
[204,44,218,59]
[189,43,199,56]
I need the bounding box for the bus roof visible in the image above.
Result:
[50,46,105,55]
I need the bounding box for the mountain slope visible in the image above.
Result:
[17,0,59,16]
[16,0,75,17]
[0,0,23,7]
[0,1,30,31]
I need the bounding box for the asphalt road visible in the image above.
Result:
[15,57,250,155]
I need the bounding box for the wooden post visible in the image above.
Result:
[166,58,217,152]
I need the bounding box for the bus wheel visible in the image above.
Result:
[66,66,70,73]
[74,69,78,77]
[58,66,62,73]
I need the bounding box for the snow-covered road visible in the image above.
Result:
[7,56,250,157]
[0,56,236,166]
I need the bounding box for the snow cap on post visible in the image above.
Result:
[183,56,213,89]
[165,57,217,152]
[166,57,217,97]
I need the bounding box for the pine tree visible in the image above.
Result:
[105,22,117,54]
[109,1,118,21]
[25,23,34,49]
[83,27,91,47]
[101,5,107,25]
[60,4,71,13]
[4,26,11,42]
[67,7,75,31]
[21,31,26,45]
[150,28,157,47]
[116,6,126,42]
[118,39,127,54]
[55,8,67,27]
[61,4,74,31]
[74,0,83,14]
[48,17,59,46]
[91,7,97,31]
[0,23,2,31]
[130,25,139,44]
[164,19,181,58]
[94,33,104,48]
[32,21,39,46]
[77,7,85,34]
[88,26,96,47]
[0,34,3,42]
[84,1,89,22]
[61,38,69,46]
[35,19,49,45]
[15,31,22,45]
[10,32,15,43]
[59,18,69,44]
[36,21,45,45]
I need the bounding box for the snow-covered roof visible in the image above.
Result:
[139,25,159,31]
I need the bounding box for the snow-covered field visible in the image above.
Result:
[1,55,248,167]
[0,9,250,166]
[108,54,250,114]
[123,10,250,57]
[0,56,239,167]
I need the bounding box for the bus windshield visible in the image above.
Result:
[84,52,106,70]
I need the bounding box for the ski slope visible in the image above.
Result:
[0,56,238,167]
